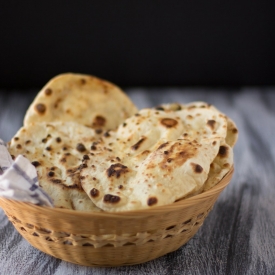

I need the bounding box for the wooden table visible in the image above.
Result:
[1,88,275,274]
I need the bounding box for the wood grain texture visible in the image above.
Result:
[1,88,275,274]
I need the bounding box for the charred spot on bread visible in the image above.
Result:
[92,115,106,127]
[78,163,88,170]
[35,103,46,114]
[107,163,129,178]
[44,88,52,96]
[90,188,99,198]
[103,194,120,203]
[48,171,55,177]
[16,144,22,149]
[82,154,90,160]
[131,137,146,150]
[31,161,41,167]
[91,145,97,150]
[191,163,203,173]
[95,129,103,134]
[103,131,110,137]
[147,197,158,206]
[80,78,86,85]
[218,146,228,157]
[76,143,86,152]
[54,98,62,109]
[161,118,178,128]
[60,157,66,163]
[207,120,216,130]
[158,142,169,150]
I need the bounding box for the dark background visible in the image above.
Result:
[0,1,275,90]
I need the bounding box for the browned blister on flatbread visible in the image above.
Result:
[24,73,138,130]
[203,141,234,191]
[8,121,102,211]
[157,101,238,147]
[10,75,238,213]
[80,108,224,212]
[155,101,238,192]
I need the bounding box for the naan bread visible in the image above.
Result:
[225,117,238,147]
[203,141,233,191]
[8,121,102,211]
[183,102,238,147]
[79,108,225,212]
[8,94,238,212]
[155,102,237,192]
[24,73,138,130]
[157,101,238,147]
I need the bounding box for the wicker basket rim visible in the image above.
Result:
[0,166,234,218]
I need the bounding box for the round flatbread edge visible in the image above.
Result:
[23,73,138,130]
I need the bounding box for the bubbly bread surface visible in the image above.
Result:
[8,73,238,212]
[9,121,102,211]
[24,73,138,130]
[79,105,235,211]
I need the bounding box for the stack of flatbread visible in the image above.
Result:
[8,73,238,212]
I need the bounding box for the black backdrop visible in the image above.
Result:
[1,1,275,89]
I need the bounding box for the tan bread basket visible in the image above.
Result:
[0,167,233,267]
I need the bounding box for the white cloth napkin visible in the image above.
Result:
[0,139,53,206]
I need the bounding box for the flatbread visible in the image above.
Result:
[203,141,233,191]
[183,102,238,147]
[8,121,102,211]
[24,73,138,130]
[9,95,238,212]
[157,101,238,147]
[156,102,237,192]
[79,108,224,212]
[225,117,238,147]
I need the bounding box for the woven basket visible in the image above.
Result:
[0,167,233,267]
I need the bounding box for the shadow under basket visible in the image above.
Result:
[0,167,234,267]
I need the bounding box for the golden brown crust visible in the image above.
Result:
[24,73,138,130]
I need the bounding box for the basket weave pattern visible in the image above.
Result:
[0,168,233,266]
[7,206,213,248]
